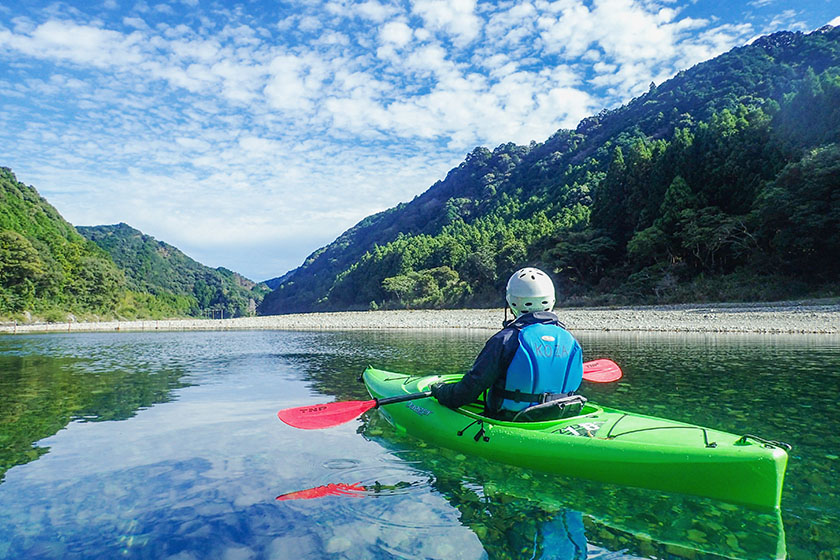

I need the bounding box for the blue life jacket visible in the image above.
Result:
[498,323,583,412]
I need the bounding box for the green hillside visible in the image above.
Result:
[77,223,269,318]
[259,26,840,315]
[0,168,124,320]
[0,168,268,321]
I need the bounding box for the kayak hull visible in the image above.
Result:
[362,367,788,510]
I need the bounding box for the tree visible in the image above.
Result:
[68,256,125,311]
[382,267,466,309]
[659,175,698,229]
[381,274,415,306]
[675,208,754,272]
[756,144,840,277]
[496,240,527,279]
[627,226,668,268]
[545,230,616,287]
[461,244,496,285]
[0,230,46,312]
[0,230,45,287]
[590,147,631,248]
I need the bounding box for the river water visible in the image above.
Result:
[0,329,838,559]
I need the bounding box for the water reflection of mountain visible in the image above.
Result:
[358,412,786,560]
[0,352,189,483]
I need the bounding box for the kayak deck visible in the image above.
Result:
[363,367,789,510]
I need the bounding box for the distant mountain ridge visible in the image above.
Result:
[259,25,840,315]
[262,269,297,291]
[78,223,268,317]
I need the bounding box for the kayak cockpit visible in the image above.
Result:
[413,372,603,428]
[455,400,604,429]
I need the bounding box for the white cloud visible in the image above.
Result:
[381,20,413,47]
[768,9,808,31]
[123,16,148,29]
[412,0,481,45]
[536,3,595,58]
[264,54,323,112]
[3,20,144,67]
[298,15,322,33]
[211,59,265,103]
[325,0,400,23]
[357,1,400,22]
[154,3,176,15]
[315,30,350,46]
[175,136,212,152]
[405,43,456,77]
[535,0,752,99]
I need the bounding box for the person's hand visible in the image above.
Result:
[430,382,445,398]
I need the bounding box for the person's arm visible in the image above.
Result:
[431,332,508,409]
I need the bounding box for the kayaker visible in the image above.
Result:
[431,267,584,420]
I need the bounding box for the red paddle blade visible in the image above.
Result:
[276,483,366,501]
[277,400,377,429]
[582,359,622,383]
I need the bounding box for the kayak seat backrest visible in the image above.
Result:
[511,394,588,422]
[500,323,583,413]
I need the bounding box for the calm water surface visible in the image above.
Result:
[0,329,838,559]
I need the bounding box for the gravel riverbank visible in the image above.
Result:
[2,301,840,335]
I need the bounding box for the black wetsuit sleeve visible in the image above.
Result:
[431,331,510,409]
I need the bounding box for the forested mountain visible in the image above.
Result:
[78,223,269,318]
[0,168,267,321]
[0,168,124,319]
[260,26,840,315]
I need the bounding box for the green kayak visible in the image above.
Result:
[362,366,789,510]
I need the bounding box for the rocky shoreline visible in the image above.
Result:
[2,301,840,335]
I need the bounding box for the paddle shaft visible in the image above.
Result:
[370,358,618,409]
[278,360,621,429]
[367,360,620,410]
[376,391,432,407]
[379,360,620,403]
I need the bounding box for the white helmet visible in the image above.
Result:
[505,267,555,317]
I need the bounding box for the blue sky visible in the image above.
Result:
[1,1,837,281]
